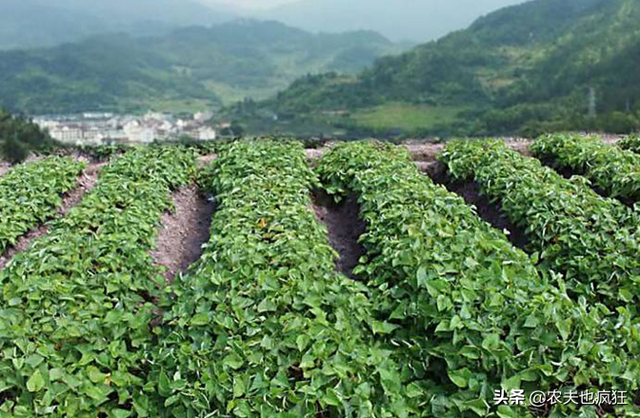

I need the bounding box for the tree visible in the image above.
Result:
[229,121,245,137]
[0,109,60,162]
[2,133,29,164]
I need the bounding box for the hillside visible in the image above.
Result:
[0,0,108,50]
[243,0,640,137]
[0,21,402,114]
[259,0,526,42]
[0,0,235,50]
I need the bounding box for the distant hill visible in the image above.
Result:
[0,0,235,50]
[0,20,402,114]
[243,0,640,137]
[260,0,527,42]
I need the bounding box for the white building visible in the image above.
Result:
[52,127,83,144]
[124,121,156,143]
[196,127,217,141]
[194,111,214,123]
[35,110,215,145]
[83,112,114,120]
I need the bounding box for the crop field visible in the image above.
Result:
[0,137,638,417]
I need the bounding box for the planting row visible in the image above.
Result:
[0,147,196,417]
[151,140,418,417]
[531,134,640,203]
[320,141,640,417]
[440,140,640,309]
[0,156,85,254]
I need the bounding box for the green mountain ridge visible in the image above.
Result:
[259,0,527,42]
[244,0,640,137]
[0,20,402,114]
[0,0,236,51]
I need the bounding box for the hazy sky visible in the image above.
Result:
[213,0,296,10]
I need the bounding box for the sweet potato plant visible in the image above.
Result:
[0,156,84,253]
[151,140,422,417]
[319,141,639,418]
[0,147,195,417]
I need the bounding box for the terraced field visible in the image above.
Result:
[0,137,638,417]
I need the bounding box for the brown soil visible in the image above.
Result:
[303,139,534,164]
[151,185,216,282]
[405,139,533,162]
[602,135,622,144]
[497,139,533,156]
[0,161,104,270]
[0,164,10,177]
[311,190,366,279]
[414,161,441,177]
[198,154,217,167]
[403,143,445,162]
[429,162,529,249]
[63,160,105,211]
[305,149,326,161]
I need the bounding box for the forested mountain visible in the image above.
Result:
[246,0,640,136]
[0,0,528,50]
[0,0,235,50]
[0,20,401,114]
[260,0,526,42]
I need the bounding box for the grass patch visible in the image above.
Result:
[126,98,219,114]
[352,103,466,131]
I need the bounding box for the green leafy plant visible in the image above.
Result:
[0,147,196,417]
[151,140,419,417]
[618,135,640,154]
[79,144,133,161]
[440,139,640,308]
[0,156,85,253]
[531,134,640,203]
[319,141,640,418]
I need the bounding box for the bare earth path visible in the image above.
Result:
[152,184,216,283]
[150,154,219,282]
[0,163,10,177]
[311,190,366,279]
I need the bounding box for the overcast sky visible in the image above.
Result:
[212,0,296,10]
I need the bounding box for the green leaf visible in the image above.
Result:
[223,353,244,370]
[233,377,246,398]
[371,320,399,335]
[448,368,472,388]
[189,313,209,326]
[296,335,311,352]
[501,375,521,391]
[465,399,488,416]
[482,333,501,351]
[49,368,64,382]
[325,388,342,406]
[26,370,45,392]
[417,266,428,287]
[158,371,172,398]
[82,384,113,404]
[111,409,133,418]
[524,314,540,329]
[406,383,424,399]
[257,298,277,313]
[497,405,518,418]
[87,366,107,384]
